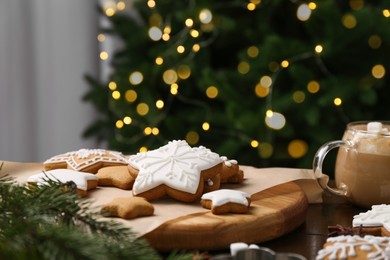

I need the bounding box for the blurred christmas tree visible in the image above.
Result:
[84,0,389,170]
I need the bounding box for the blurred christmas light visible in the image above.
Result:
[349,0,364,10]
[155,57,164,65]
[372,64,385,79]
[117,1,126,11]
[162,34,170,41]
[280,60,289,68]
[147,0,156,8]
[152,127,159,135]
[238,61,250,74]
[156,100,164,109]
[123,116,132,125]
[190,29,200,38]
[144,127,152,135]
[148,27,162,41]
[129,71,143,85]
[384,9,390,17]
[292,91,305,103]
[170,84,179,95]
[97,34,105,42]
[260,75,272,88]
[116,120,124,129]
[308,2,317,10]
[177,65,191,79]
[265,111,286,130]
[250,140,259,148]
[247,46,259,58]
[314,44,323,54]
[136,103,149,116]
[185,18,194,27]
[297,4,311,21]
[125,90,137,103]
[100,51,109,60]
[334,98,342,106]
[368,35,382,49]
[199,9,212,24]
[108,81,117,90]
[247,3,256,11]
[149,13,162,26]
[186,131,199,145]
[255,83,270,98]
[258,142,273,158]
[163,69,178,84]
[112,91,120,100]
[288,140,308,158]
[342,14,357,29]
[139,146,148,153]
[202,122,210,131]
[177,45,185,53]
[206,86,218,98]
[192,44,201,52]
[307,80,320,93]
[103,1,116,17]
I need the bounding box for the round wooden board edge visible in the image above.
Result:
[143,182,308,252]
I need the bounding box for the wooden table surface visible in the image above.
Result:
[208,190,365,260]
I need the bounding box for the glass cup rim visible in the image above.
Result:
[347,121,390,136]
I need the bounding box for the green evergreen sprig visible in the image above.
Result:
[0,169,186,260]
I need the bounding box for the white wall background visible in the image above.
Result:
[0,0,101,162]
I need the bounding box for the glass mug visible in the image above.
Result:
[313,121,390,208]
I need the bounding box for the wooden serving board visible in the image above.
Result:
[144,182,308,251]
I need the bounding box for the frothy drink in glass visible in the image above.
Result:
[313,121,390,208]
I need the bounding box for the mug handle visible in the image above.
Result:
[313,140,353,196]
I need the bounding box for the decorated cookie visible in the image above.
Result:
[27,169,99,197]
[96,165,135,190]
[316,235,390,260]
[203,174,221,193]
[200,189,251,215]
[219,157,244,184]
[43,148,128,173]
[128,140,223,202]
[353,204,390,233]
[101,197,154,220]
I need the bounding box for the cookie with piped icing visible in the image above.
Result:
[219,157,244,184]
[128,140,223,202]
[27,169,99,197]
[201,189,251,215]
[43,148,128,173]
[316,235,390,260]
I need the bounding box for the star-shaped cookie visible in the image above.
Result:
[96,165,135,190]
[101,197,154,220]
[27,169,99,197]
[201,189,251,215]
[128,140,223,202]
[44,148,128,173]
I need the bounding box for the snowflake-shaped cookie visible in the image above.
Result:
[316,235,390,260]
[44,148,128,173]
[353,204,390,232]
[128,140,222,202]
[27,169,99,197]
[201,189,251,214]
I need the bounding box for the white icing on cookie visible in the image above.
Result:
[44,148,128,171]
[220,156,238,167]
[27,169,98,191]
[201,189,250,206]
[316,235,390,260]
[353,204,390,232]
[129,140,222,195]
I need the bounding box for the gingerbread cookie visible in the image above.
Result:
[43,148,128,173]
[219,157,244,184]
[96,165,135,190]
[316,235,390,260]
[101,197,154,220]
[201,189,251,215]
[27,169,98,197]
[203,174,221,193]
[128,140,223,202]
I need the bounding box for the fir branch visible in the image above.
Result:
[0,175,163,259]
